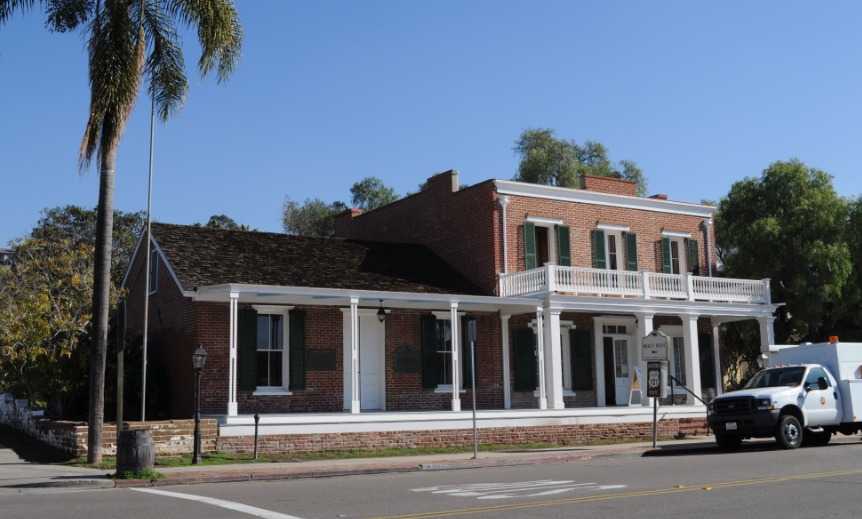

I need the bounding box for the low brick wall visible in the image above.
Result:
[0,393,217,457]
[217,417,708,454]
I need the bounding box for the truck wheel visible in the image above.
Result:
[803,430,831,447]
[715,433,742,450]
[775,415,803,449]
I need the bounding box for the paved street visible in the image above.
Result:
[2,436,861,518]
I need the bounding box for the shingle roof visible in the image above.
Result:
[150,223,483,295]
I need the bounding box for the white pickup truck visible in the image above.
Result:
[707,341,862,449]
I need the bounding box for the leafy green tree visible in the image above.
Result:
[1,0,242,463]
[0,238,106,416]
[513,129,647,195]
[31,206,145,284]
[715,160,852,342]
[350,177,398,211]
[282,198,348,238]
[197,214,251,231]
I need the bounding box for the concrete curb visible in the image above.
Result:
[113,442,665,488]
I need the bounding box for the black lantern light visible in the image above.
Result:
[192,344,208,372]
[191,344,207,464]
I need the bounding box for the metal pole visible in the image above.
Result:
[652,393,658,448]
[141,94,155,422]
[253,413,260,460]
[470,332,478,460]
[192,368,201,464]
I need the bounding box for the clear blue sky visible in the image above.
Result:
[2,1,861,244]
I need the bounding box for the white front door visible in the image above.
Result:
[359,315,385,410]
[613,338,630,406]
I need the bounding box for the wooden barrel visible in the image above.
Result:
[116,429,155,474]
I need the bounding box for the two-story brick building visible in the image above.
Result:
[123,171,778,452]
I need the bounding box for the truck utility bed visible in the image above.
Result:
[769,342,862,423]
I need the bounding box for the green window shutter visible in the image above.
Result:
[686,239,700,275]
[590,229,607,269]
[624,232,638,271]
[237,308,257,391]
[524,222,537,270]
[555,225,571,266]
[570,329,594,391]
[421,315,441,389]
[513,328,538,391]
[288,310,306,390]
[461,316,475,388]
[660,237,672,273]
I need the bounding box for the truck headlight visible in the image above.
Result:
[755,398,774,411]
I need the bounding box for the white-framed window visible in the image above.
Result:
[526,217,561,266]
[661,232,690,275]
[431,311,465,392]
[602,324,628,335]
[148,249,159,294]
[605,232,625,271]
[254,307,291,392]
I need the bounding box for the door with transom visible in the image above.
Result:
[358,314,385,410]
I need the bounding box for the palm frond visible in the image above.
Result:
[164,0,241,82]
[45,0,92,32]
[0,0,38,25]
[143,0,186,120]
[79,0,146,170]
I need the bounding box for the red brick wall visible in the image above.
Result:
[124,240,197,418]
[582,175,638,196]
[503,194,715,276]
[217,418,708,454]
[334,171,500,295]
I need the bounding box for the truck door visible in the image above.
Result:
[802,367,839,426]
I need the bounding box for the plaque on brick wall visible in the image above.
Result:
[306,349,337,371]
[394,344,420,373]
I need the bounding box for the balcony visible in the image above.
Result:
[498,265,772,304]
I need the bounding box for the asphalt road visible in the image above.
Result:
[3,437,862,519]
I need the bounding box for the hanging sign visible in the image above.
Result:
[642,330,670,361]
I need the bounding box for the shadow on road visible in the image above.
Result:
[0,425,75,464]
[643,438,856,458]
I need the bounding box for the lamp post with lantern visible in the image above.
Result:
[191,345,208,465]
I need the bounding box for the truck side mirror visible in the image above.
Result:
[817,377,828,391]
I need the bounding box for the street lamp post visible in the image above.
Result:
[191,345,208,465]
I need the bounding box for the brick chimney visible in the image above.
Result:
[581,175,637,197]
[423,169,460,194]
[649,193,668,200]
[333,208,363,237]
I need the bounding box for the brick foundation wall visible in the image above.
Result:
[217,418,708,454]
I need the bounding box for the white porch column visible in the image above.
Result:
[535,307,548,410]
[712,319,723,396]
[635,312,655,407]
[227,291,239,417]
[681,314,703,405]
[501,314,512,409]
[349,297,361,414]
[542,306,565,409]
[758,315,775,354]
[450,301,461,412]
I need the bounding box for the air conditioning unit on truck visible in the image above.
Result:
[707,341,862,449]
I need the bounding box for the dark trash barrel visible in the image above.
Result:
[116,429,155,474]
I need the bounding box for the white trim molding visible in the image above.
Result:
[597,223,631,233]
[661,230,692,239]
[526,216,565,226]
[495,180,716,218]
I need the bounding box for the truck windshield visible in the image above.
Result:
[745,367,806,389]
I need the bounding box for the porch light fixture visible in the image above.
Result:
[191,344,208,464]
[377,300,387,323]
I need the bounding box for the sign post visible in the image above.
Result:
[642,331,670,448]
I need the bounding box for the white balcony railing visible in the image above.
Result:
[499,265,772,304]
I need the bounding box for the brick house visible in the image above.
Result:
[123,171,777,452]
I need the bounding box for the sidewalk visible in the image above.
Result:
[0,441,111,491]
[119,436,716,488]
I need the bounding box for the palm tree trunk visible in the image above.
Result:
[87,146,117,465]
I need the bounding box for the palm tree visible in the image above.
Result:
[1,0,242,463]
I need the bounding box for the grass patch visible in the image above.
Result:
[113,468,164,480]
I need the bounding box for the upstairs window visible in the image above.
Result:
[523,220,571,269]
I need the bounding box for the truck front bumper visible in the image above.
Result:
[708,410,780,438]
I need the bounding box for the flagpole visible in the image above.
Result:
[141,94,155,423]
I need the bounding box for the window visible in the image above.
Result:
[805,367,830,389]
[745,367,805,389]
[603,324,628,335]
[608,234,619,270]
[435,319,454,386]
[256,314,284,388]
[672,337,686,386]
[613,339,629,378]
[148,249,158,293]
[670,240,681,274]
[535,226,550,266]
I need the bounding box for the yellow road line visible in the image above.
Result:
[371,468,862,519]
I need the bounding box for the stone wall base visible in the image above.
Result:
[217,417,708,454]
